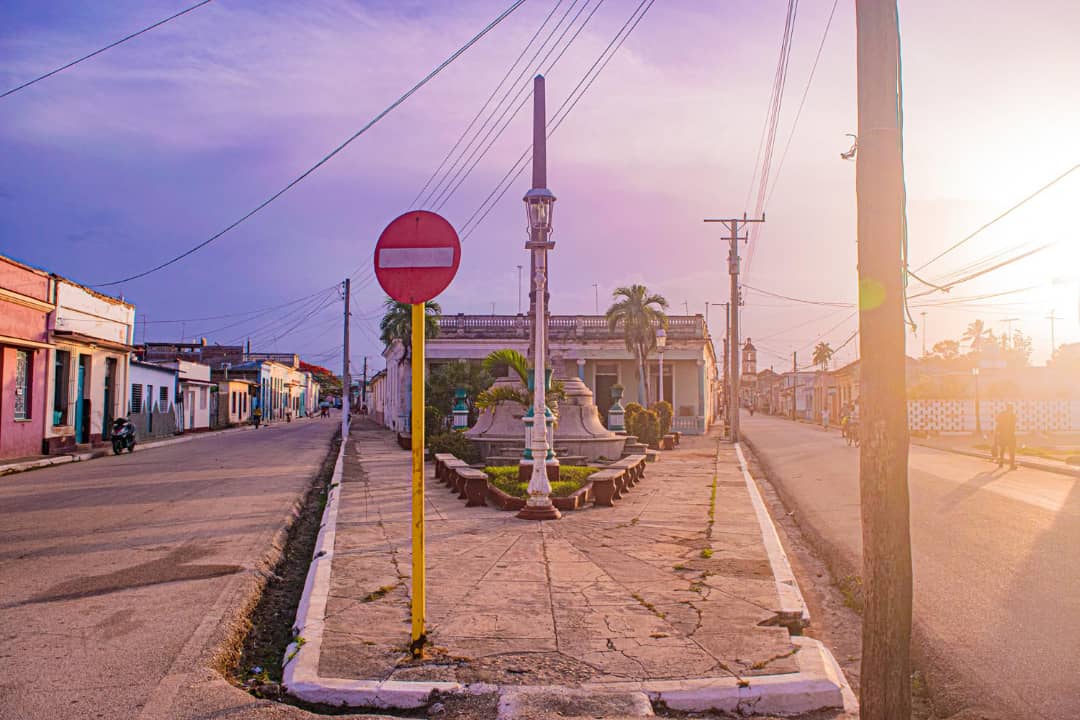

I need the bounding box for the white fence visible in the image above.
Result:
[907,399,1080,432]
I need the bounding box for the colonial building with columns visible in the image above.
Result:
[380,313,722,435]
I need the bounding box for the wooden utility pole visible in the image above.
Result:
[855,1,913,717]
[703,215,764,443]
[1046,310,1060,355]
[342,278,351,437]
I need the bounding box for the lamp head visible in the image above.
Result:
[523,187,556,234]
[656,327,667,350]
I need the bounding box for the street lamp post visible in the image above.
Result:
[972,366,982,436]
[656,327,667,404]
[518,75,560,522]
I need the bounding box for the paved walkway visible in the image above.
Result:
[317,424,801,688]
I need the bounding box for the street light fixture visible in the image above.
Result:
[656,327,667,405]
[518,178,559,521]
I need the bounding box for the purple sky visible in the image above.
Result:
[2,0,1077,372]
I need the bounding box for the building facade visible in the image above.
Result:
[380,313,721,434]
[45,278,135,452]
[128,360,178,440]
[0,257,55,459]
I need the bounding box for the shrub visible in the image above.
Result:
[428,431,480,464]
[649,401,673,436]
[630,409,661,447]
[624,402,644,428]
[484,465,597,497]
[424,405,445,439]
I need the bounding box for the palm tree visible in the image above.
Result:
[812,341,834,371]
[961,319,991,353]
[475,348,562,410]
[379,298,440,361]
[605,285,668,404]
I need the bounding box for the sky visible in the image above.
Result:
[2,0,1078,373]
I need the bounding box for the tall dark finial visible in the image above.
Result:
[532,75,546,190]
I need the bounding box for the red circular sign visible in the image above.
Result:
[374,211,461,304]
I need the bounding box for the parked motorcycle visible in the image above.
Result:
[110,417,136,455]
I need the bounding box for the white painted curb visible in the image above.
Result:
[281,430,857,716]
[735,442,810,627]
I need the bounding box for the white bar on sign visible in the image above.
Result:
[378,247,455,269]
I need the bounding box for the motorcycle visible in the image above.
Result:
[110,417,136,455]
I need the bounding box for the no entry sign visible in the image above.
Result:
[374,211,461,304]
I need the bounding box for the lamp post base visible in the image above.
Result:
[516,500,562,521]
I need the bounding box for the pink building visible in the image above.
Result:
[0,256,55,460]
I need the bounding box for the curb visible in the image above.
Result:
[911,440,1080,478]
[734,442,810,628]
[282,429,858,717]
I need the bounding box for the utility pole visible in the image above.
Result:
[1001,317,1019,349]
[704,214,765,443]
[1046,310,1060,355]
[920,310,927,356]
[593,283,599,314]
[791,351,797,421]
[362,356,368,408]
[855,1,912,717]
[342,278,351,437]
[710,302,731,434]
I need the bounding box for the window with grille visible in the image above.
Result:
[14,350,31,420]
[200,388,207,409]
[159,386,169,410]
[131,384,144,414]
[53,350,70,425]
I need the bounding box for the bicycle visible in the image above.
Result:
[845,420,860,447]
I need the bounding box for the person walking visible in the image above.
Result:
[821,406,831,431]
[997,404,1018,470]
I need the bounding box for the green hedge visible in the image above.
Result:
[428,431,480,464]
[484,465,598,498]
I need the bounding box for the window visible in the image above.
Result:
[231,391,237,414]
[53,350,70,425]
[159,386,169,410]
[14,349,31,420]
[200,387,207,409]
[131,383,144,414]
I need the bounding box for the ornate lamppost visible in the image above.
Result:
[518,75,560,521]
[656,327,667,404]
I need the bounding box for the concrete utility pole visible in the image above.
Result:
[703,214,764,443]
[1046,310,1061,355]
[791,351,797,421]
[1001,317,1019,349]
[342,278,351,436]
[593,283,600,314]
[855,1,912,717]
[362,356,368,407]
[920,310,927,356]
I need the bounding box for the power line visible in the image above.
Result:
[765,0,840,205]
[1,0,214,99]
[742,283,854,308]
[93,0,527,287]
[407,0,567,210]
[908,242,1057,300]
[459,0,656,241]
[913,163,1079,272]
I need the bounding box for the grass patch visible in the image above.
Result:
[484,465,598,498]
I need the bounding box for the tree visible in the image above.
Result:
[930,339,960,360]
[961,319,993,353]
[1001,329,1033,369]
[812,342,835,371]
[475,348,562,410]
[426,361,493,422]
[300,360,341,396]
[605,285,668,404]
[1048,342,1080,373]
[379,298,440,361]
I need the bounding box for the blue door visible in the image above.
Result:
[75,356,88,443]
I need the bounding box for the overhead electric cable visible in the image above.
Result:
[459,0,655,240]
[1,0,214,99]
[742,283,854,308]
[407,0,566,211]
[907,242,1057,300]
[94,0,527,287]
[913,163,1078,272]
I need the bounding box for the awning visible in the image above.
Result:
[51,330,134,353]
[0,334,54,350]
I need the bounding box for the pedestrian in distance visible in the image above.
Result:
[253,405,262,429]
[997,404,1018,470]
[821,407,830,431]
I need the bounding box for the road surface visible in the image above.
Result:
[740,413,1080,720]
[0,419,342,720]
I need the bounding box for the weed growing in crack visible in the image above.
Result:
[362,584,398,602]
[700,548,714,559]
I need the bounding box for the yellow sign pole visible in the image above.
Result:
[409,302,426,656]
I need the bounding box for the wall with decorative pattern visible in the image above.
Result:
[907,399,1079,432]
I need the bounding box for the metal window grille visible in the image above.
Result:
[131,384,143,414]
[159,386,168,410]
[14,350,30,420]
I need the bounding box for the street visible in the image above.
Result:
[0,420,338,720]
[741,412,1080,720]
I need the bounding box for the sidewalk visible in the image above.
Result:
[284,423,855,718]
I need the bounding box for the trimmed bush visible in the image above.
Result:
[424,405,445,439]
[484,465,597,497]
[649,401,673,437]
[624,402,644,429]
[428,431,480,464]
[629,409,661,447]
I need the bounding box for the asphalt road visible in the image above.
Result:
[0,418,366,720]
[740,413,1080,720]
